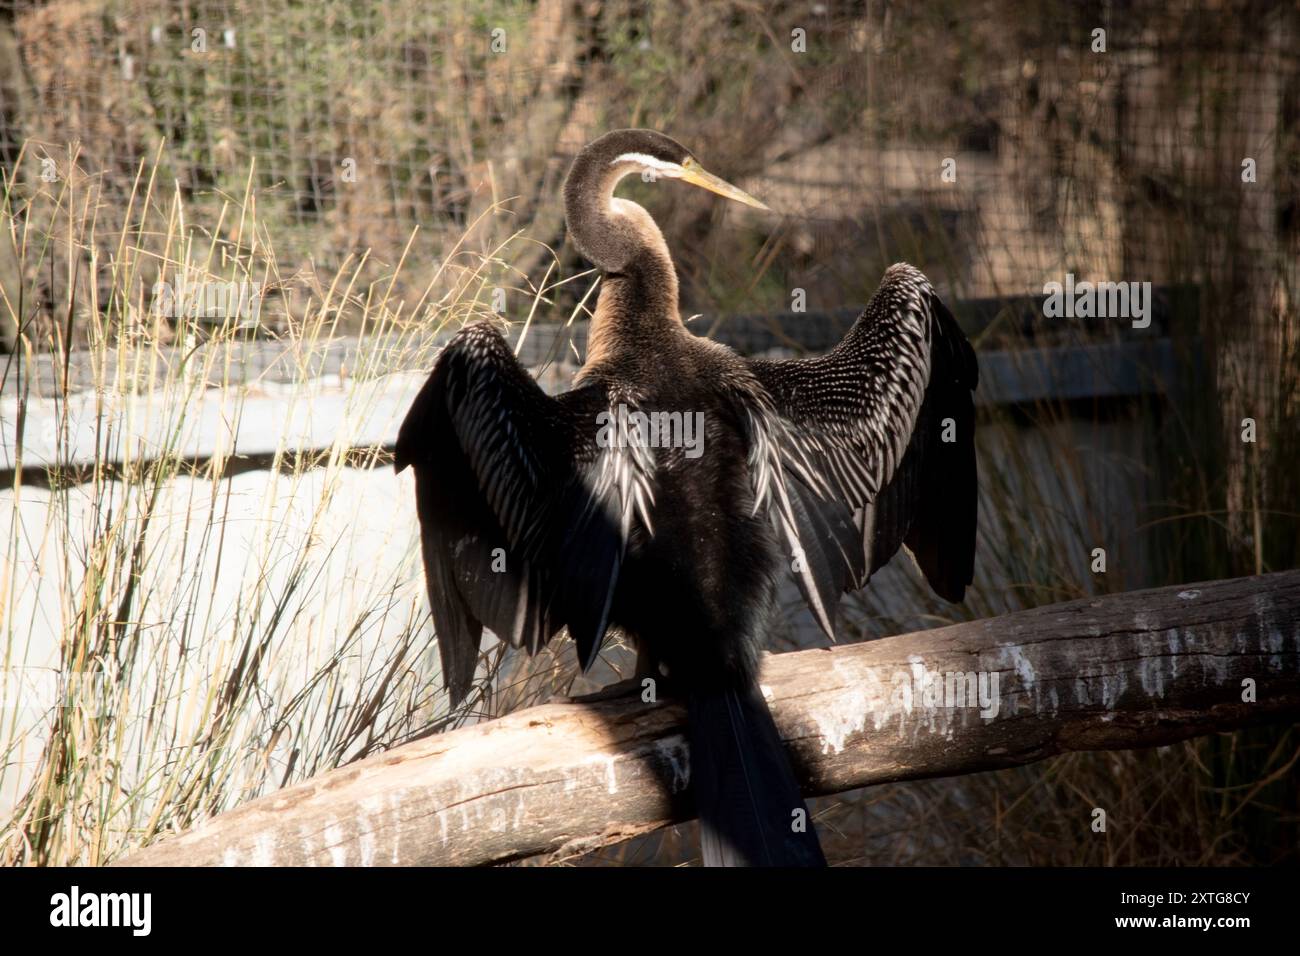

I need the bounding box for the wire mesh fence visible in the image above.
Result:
[1,0,1295,348]
[1,0,1298,868]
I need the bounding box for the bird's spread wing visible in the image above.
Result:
[394,321,654,705]
[745,263,979,637]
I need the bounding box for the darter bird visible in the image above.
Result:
[394,129,978,867]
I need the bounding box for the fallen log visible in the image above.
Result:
[119,570,1300,866]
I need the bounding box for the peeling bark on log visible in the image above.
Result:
[118,571,1300,867]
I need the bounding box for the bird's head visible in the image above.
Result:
[564,127,764,213]
[571,128,769,212]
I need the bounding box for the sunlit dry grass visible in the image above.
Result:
[0,144,597,865]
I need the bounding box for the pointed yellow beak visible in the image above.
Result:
[679,158,770,211]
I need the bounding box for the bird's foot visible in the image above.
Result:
[566,677,649,704]
[566,673,673,705]
[563,644,671,704]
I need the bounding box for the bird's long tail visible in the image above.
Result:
[688,683,827,866]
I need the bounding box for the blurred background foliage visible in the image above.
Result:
[2,0,1294,330]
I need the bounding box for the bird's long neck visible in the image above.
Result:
[564,153,682,365]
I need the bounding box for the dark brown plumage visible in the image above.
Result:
[395,129,978,867]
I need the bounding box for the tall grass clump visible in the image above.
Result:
[0,141,593,865]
